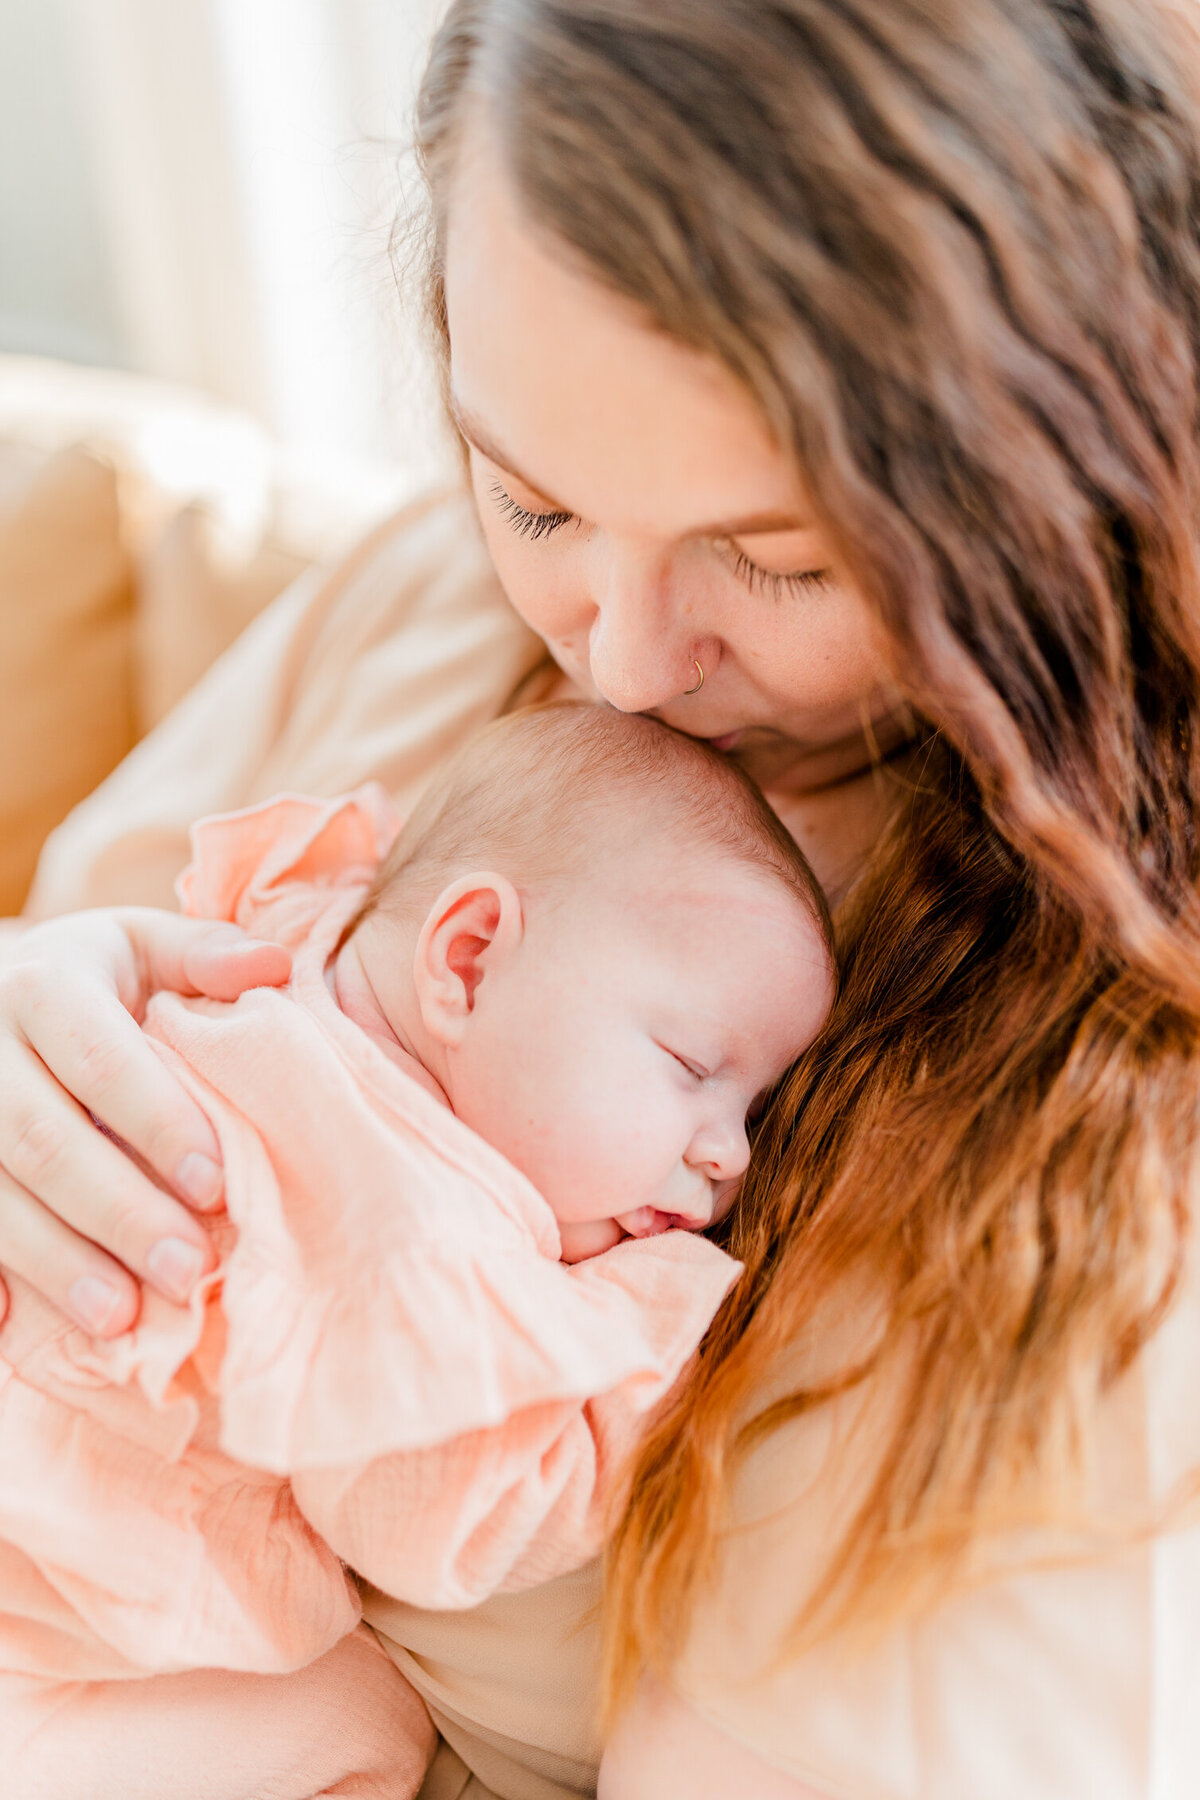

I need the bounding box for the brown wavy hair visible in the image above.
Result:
[415,0,1200,1701]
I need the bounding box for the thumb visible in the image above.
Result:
[178,923,293,1001]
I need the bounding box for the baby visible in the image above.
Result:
[0,704,834,1800]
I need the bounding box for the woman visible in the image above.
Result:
[4,2,1200,1794]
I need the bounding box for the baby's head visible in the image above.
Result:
[338,704,834,1260]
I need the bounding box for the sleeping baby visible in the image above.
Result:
[0,702,834,1800]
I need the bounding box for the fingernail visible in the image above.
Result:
[146,1236,207,1301]
[176,1151,223,1210]
[69,1275,127,1335]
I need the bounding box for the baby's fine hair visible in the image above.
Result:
[357,702,831,946]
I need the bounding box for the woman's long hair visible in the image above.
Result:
[415,0,1200,1701]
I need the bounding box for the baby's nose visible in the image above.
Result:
[689,1119,751,1185]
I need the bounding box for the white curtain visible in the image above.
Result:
[36,0,453,481]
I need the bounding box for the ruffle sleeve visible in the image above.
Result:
[218,1224,739,1475]
[175,786,400,945]
[285,1230,739,1609]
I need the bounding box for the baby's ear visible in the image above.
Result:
[413,872,524,1046]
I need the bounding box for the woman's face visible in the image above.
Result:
[443,132,901,782]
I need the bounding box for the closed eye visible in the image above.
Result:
[488,475,832,599]
[488,479,573,541]
[724,547,833,599]
[662,1045,708,1081]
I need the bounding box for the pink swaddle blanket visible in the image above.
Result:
[0,791,740,1691]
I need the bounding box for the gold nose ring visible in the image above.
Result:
[683,659,704,696]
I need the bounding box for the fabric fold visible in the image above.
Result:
[176,785,401,948]
[217,1227,739,1474]
[0,1276,359,1680]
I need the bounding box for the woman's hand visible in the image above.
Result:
[0,908,291,1335]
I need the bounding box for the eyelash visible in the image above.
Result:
[725,549,832,599]
[488,481,573,542]
[667,1048,707,1082]
[487,480,832,597]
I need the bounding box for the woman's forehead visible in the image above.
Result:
[443,128,811,540]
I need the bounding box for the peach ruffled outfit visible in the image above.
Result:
[0,787,739,1799]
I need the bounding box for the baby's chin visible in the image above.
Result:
[556,1218,629,1264]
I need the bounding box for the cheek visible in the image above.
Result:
[474,1026,681,1220]
[747,587,890,711]
[449,1020,613,1207]
[532,1060,648,1208]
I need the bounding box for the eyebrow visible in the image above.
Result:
[449,392,811,538]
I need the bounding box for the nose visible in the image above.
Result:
[584,540,717,713]
[685,1114,751,1188]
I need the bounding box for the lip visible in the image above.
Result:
[617,1206,676,1239]
[705,731,744,753]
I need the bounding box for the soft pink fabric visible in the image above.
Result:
[0,793,739,1794]
[2,1627,437,1800]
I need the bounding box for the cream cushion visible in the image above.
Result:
[0,353,418,910]
[0,444,135,913]
[135,501,308,729]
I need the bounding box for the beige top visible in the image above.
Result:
[29,486,1200,1800]
[671,1257,1200,1800]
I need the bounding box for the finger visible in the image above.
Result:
[0,1165,142,1335]
[183,933,293,1002]
[4,977,227,1212]
[118,911,291,1006]
[0,1035,219,1304]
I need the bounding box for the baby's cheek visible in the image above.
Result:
[489,1077,615,1219]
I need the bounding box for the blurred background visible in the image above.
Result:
[0,0,463,916]
[0,0,452,478]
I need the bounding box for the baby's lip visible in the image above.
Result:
[704,731,744,753]
[615,1206,676,1239]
